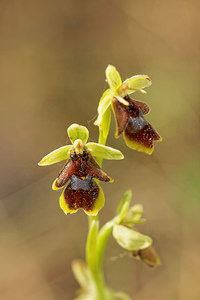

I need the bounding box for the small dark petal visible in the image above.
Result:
[129,98,150,115]
[86,154,112,182]
[55,159,76,188]
[54,151,112,189]
[64,176,99,212]
[112,97,130,137]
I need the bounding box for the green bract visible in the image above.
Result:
[116,190,132,224]
[72,260,96,300]
[113,224,152,251]
[72,260,93,290]
[38,123,124,166]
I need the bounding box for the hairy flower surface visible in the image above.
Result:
[38,124,124,215]
[95,65,162,154]
[112,95,161,154]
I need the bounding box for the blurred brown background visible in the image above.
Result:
[1,0,200,299]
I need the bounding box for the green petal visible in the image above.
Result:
[105,65,122,90]
[115,95,129,106]
[86,142,124,160]
[38,145,72,166]
[94,93,112,126]
[119,75,152,96]
[67,124,89,144]
[113,225,152,251]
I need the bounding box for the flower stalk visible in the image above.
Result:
[38,64,162,300]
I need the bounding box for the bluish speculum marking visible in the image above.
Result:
[70,175,92,191]
[128,110,148,131]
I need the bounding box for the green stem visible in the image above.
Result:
[95,127,107,166]
[91,271,108,300]
[88,215,98,229]
[86,125,111,299]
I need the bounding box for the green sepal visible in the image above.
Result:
[101,105,111,141]
[119,75,152,96]
[86,219,99,273]
[38,145,72,166]
[113,225,152,251]
[116,190,132,223]
[94,93,112,127]
[86,143,124,160]
[99,88,112,105]
[106,65,122,90]
[94,89,112,144]
[67,124,89,144]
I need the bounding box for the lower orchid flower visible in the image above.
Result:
[38,124,124,215]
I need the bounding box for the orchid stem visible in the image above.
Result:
[86,126,111,300]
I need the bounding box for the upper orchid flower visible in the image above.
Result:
[95,65,162,154]
[38,124,124,216]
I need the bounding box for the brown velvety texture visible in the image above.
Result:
[112,96,160,150]
[63,176,99,212]
[54,151,111,211]
[55,151,111,188]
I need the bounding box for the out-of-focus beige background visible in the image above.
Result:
[1,0,200,299]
